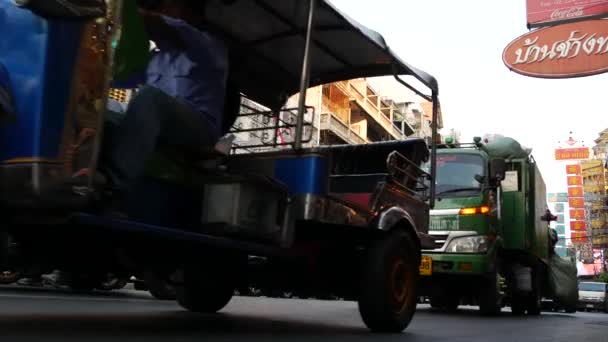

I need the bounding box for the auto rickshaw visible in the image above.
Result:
[0,0,440,333]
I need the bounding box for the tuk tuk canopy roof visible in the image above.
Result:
[204,0,439,110]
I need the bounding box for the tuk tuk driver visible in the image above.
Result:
[97,0,228,204]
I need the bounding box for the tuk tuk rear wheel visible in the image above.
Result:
[176,254,242,313]
[358,230,418,333]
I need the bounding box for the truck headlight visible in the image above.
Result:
[445,236,489,253]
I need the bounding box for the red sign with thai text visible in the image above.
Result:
[570,220,587,231]
[555,147,591,160]
[566,164,581,175]
[527,0,608,27]
[570,209,586,220]
[569,197,585,208]
[567,176,583,186]
[571,231,589,243]
[568,186,584,197]
[504,20,608,79]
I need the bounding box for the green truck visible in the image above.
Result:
[419,136,577,315]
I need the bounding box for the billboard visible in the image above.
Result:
[566,164,582,175]
[570,209,586,220]
[569,197,585,208]
[555,147,591,160]
[570,220,587,231]
[568,186,584,197]
[548,192,569,202]
[526,0,608,28]
[503,20,608,79]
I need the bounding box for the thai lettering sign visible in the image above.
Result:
[570,220,587,231]
[503,20,608,78]
[548,192,569,202]
[527,0,608,28]
[569,197,585,208]
[555,147,591,160]
[555,202,565,213]
[557,214,565,224]
[556,224,566,235]
[567,176,583,186]
[570,208,586,220]
[568,186,584,197]
[566,164,582,174]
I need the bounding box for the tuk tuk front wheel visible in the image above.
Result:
[358,230,418,333]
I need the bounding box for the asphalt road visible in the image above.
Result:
[0,286,606,342]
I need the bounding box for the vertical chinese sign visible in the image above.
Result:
[566,163,588,245]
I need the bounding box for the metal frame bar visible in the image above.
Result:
[294,0,317,150]
[429,91,439,208]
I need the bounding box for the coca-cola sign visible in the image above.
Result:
[503,19,608,78]
[527,0,608,28]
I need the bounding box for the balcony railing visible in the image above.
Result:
[320,112,367,145]
[334,81,405,140]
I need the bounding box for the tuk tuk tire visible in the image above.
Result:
[176,256,241,314]
[143,272,176,300]
[357,230,418,333]
[0,230,8,270]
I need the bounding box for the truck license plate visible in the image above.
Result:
[419,256,432,276]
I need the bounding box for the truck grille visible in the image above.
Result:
[432,234,449,249]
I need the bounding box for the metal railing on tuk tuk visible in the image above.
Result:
[224,0,440,207]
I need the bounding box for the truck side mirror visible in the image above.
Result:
[490,159,506,182]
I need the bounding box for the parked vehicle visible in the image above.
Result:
[418,136,578,315]
[0,0,440,332]
[578,282,608,312]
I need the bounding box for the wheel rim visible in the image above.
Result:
[389,256,413,315]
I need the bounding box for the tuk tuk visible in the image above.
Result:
[0,0,440,333]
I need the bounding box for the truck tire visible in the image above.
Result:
[526,270,542,316]
[479,271,502,316]
[358,230,419,333]
[510,295,526,315]
[176,254,242,313]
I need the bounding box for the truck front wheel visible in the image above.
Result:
[479,271,502,315]
[358,230,419,333]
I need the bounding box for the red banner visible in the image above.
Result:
[555,148,590,160]
[567,176,583,186]
[569,197,585,208]
[568,186,584,197]
[566,164,581,175]
[571,231,588,244]
[570,220,587,231]
[527,0,608,27]
[570,209,586,220]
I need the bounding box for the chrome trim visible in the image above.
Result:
[430,208,460,216]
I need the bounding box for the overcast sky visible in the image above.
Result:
[331,0,608,193]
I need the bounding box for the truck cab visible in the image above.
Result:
[578,281,608,312]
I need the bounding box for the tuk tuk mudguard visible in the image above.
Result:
[0,1,113,207]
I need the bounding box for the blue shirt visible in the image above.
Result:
[146,16,228,137]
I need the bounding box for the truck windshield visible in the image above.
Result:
[433,154,485,197]
[579,282,607,292]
